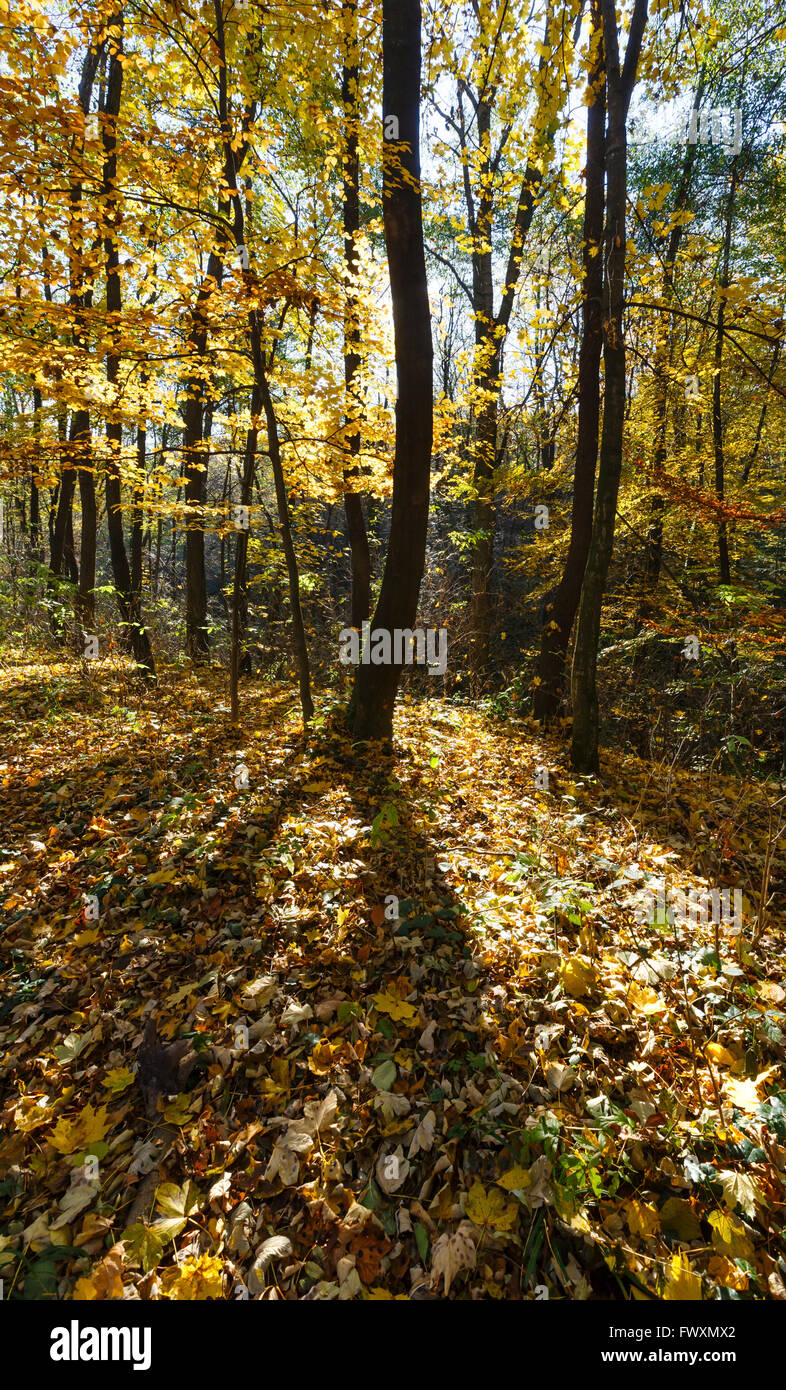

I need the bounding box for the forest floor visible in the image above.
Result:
[1,650,785,1301]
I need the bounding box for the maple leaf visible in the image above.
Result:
[160,1254,224,1299]
[102,1066,136,1094]
[465,1181,519,1232]
[50,1102,109,1155]
[718,1170,764,1218]
[121,1222,170,1274]
[373,989,418,1024]
[724,1066,779,1115]
[708,1210,755,1261]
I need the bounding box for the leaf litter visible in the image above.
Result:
[1,659,785,1300]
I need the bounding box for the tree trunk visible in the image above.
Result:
[712,165,738,585]
[644,73,704,585]
[182,252,221,662]
[101,12,155,674]
[212,0,312,723]
[231,386,261,720]
[469,97,498,683]
[132,418,146,600]
[570,0,647,773]
[342,0,372,629]
[348,0,433,740]
[534,0,605,721]
[30,386,42,557]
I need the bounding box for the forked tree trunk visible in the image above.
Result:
[571,0,647,773]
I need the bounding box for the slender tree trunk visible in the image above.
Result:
[132,417,146,600]
[342,0,372,628]
[644,73,704,585]
[31,387,42,557]
[571,0,647,773]
[469,98,498,683]
[77,404,97,627]
[347,0,433,739]
[231,386,260,720]
[212,0,312,722]
[50,42,100,608]
[101,12,155,674]
[182,253,221,662]
[534,0,605,721]
[712,166,738,585]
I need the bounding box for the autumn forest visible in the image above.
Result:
[1,0,786,1323]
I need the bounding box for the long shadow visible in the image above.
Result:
[1,669,619,1300]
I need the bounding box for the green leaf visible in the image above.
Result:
[372,1059,397,1091]
[122,1222,169,1274]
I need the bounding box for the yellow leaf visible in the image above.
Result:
[373,990,417,1024]
[625,1199,661,1240]
[102,1067,136,1094]
[50,1103,109,1155]
[725,1066,779,1116]
[707,1255,748,1291]
[465,1181,518,1232]
[559,956,597,999]
[161,1094,193,1126]
[660,1197,702,1241]
[718,1170,764,1218]
[663,1253,702,1300]
[628,983,666,1016]
[72,1276,98,1300]
[758,981,786,1006]
[708,1210,755,1261]
[147,869,177,885]
[160,1253,223,1300]
[705,1043,739,1070]
[73,928,99,947]
[497,1165,530,1191]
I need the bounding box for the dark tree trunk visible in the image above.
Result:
[469,97,498,683]
[132,418,146,599]
[712,166,738,586]
[182,251,221,662]
[347,0,433,740]
[77,403,97,627]
[51,41,100,606]
[644,73,704,585]
[30,386,42,556]
[571,0,647,773]
[342,0,372,629]
[101,13,155,674]
[534,0,605,721]
[231,385,261,720]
